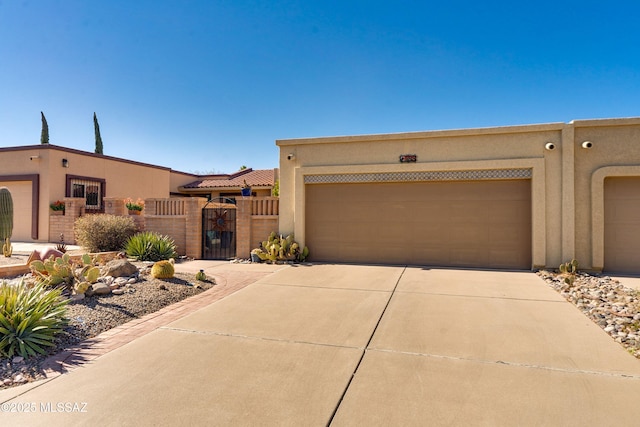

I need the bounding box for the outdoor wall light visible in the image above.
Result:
[545,142,556,150]
[29,155,40,160]
[62,158,69,168]
[581,141,593,149]
[287,153,295,160]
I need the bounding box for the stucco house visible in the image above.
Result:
[0,144,276,243]
[277,117,640,274]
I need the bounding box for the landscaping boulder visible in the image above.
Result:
[91,283,111,295]
[102,259,138,278]
[26,247,64,265]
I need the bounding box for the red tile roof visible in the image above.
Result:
[181,168,276,189]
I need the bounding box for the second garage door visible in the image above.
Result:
[604,177,640,274]
[305,179,531,269]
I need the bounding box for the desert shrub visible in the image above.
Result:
[125,231,177,261]
[0,280,68,358]
[74,214,137,252]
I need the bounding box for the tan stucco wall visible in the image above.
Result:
[169,171,199,194]
[277,118,640,270]
[0,145,175,242]
[571,119,640,270]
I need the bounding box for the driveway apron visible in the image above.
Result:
[3,265,640,426]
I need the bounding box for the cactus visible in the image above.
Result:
[253,233,309,263]
[195,269,207,281]
[151,259,175,279]
[30,253,100,295]
[3,237,13,257]
[0,187,13,241]
[559,259,579,285]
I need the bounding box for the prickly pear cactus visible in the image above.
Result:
[559,259,578,285]
[0,187,13,241]
[253,233,309,263]
[151,259,175,279]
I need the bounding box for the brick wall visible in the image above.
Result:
[48,197,85,244]
[235,197,279,258]
[98,196,277,260]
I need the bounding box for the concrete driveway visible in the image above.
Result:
[3,264,640,426]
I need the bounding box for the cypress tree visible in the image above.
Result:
[40,112,49,144]
[94,112,103,154]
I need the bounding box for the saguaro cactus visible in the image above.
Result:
[0,187,13,241]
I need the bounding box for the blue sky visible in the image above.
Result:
[1,1,638,174]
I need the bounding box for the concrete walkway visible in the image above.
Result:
[3,265,640,425]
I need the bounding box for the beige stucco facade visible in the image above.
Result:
[0,144,193,242]
[277,117,640,272]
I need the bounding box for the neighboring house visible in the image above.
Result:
[277,117,640,274]
[0,144,276,243]
[178,168,278,202]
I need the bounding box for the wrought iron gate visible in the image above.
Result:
[202,198,237,259]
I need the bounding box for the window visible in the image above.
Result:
[66,175,106,212]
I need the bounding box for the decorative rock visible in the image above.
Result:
[114,277,128,286]
[85,287,95,297]
[127,277,137,284]
[3,378,12,386]
[26,248,64,265]
[158,284,167,290]
[91,283,111,295]
[102,259,138,278]
[100,276,115,286]
[13,374,26,384]
[12,356,24,364]
[112,288,125,295]
[109,283,121,290]
[538,270,640,359]
[71,293,85,301]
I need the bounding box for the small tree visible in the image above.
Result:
[93,112,103,154]
[40,112,49,144]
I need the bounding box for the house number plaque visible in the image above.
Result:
[399,154,417,163]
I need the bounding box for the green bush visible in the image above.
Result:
[125,231,177,261]
[74,214,137,252]
[0,281,68,358]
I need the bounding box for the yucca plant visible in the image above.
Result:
[0,281,68,358]
[125,231,177,261]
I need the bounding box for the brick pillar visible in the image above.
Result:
[236,197,252,259]
[104,197,126,216]
[185,198,207,259]
[63,197,85,244]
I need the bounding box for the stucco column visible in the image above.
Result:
[185,197,207,259]
[561,124,576,261]
[62,197,85,244]
[236,197,252,259]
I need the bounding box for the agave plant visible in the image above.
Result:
[0,280,68,358]
[125,231,177,261]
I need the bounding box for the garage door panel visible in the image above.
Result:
[604,178,640,273]
[305,180,531,269]
[0,181,32,241]
[489,201,531,223]
[605,202,640,223]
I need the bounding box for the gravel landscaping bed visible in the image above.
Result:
[538,270,640,358]
[1,268,213,389]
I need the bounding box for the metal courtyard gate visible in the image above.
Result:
[202,198,237,259]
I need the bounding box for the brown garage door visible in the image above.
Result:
[604,177,640,274]
[305,179,531,269]
[0,181,33,241]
